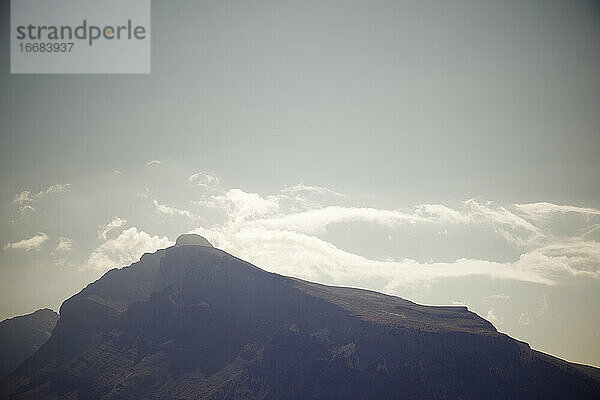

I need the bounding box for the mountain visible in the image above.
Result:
[0,308,58,377]
[2,234,599,399]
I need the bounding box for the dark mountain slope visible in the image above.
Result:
[0,309,59,377]
[2,235,599,399]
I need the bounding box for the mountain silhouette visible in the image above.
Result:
[0,308,58,377]
[2,234,599,399]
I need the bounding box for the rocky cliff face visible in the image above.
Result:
[2,235,599,399]
[0,308,58,377]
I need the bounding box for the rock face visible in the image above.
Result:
[175,233,214,248]
[0,308,58,377]
[2,235,600,399]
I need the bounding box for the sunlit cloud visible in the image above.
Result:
[188,172,220,190]
[513,202,600,222]
[152,199,195,219]
[487,308,500,326]
[518,312,531,326]
[55,237,74,252]
[83,227,172,272]
[176,182,600,293]
[97,217,128,240]
[11,183,71,214]
[4,233,49,251]
[486,294,511,301]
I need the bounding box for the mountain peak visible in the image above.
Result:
[174,233,213,248]
[3,244,600,399]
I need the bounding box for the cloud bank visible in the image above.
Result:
[10,171,598,297]
[178,182,600,293]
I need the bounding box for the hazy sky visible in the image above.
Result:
[1,0,600,367]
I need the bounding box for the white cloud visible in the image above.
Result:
[208,190,554,249]
[247,206,428,235]
[581,224,600,239]
[486,294,510,300]
[281,183,344,198]
[55,237,74,252]
[4,233,49,251]
[177,185,600,292]
[18,205,37,214]
[279,183,345,211]
[97,217,128,240]
[188,172,220,190]
[518,312,531,326]
[190,226,555,293]
[464,199,543,246]
[83,227,172,272]
[518,241,600,280]
[152,199,195,219]
[513,202,600,222]
[487,308,500,326]
[215,189,280,224]
[43,183,70,195]
[13,191,33,205]
[414,203,469,225]
[11,183,70,214]
[18,172,596,300]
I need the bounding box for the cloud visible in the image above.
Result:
[513,202,600,222]
[215,189,280,224]
[464,199,542,246]
[18,205,37,214]
[146,160,163,167]
[246,206,428,235]
[83,227,172,272]
[97,217,128,240]
[518,312,531,326]
[279,183,346,211]
[537,294,550,318]
[4,233,49,251]
[43,184,70,195]
[152,199,195,219]
[177,184,600,292]
[13,191,33,205]
[519,241,600,280]
[281,183,344,198]
[190,226,555,292]
[11,183,71,213]
[55,237,74,252]
[212,190,473,236]
[581,224,600,239]
[486,308,500,326]
[22,172,596,298]
[486,294,510,300]
[50,237,75,267]
[188,172,220,190]
[209,190,551,248]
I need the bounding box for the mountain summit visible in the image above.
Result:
[175,233,213,248]
[2,239,599,399]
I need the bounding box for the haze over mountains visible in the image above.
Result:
[2,235,599,399]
